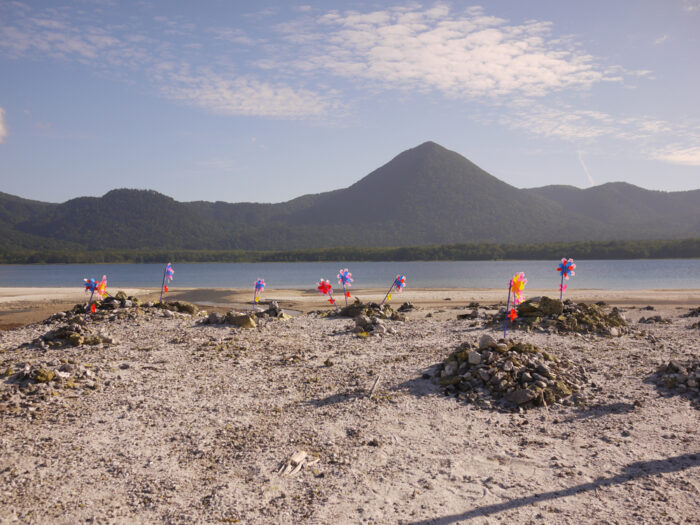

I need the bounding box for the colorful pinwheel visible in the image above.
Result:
[504,272,526,337]
[337,268,353,306]
[254,278,266,303]
[381,274,406,305]
[317,279,336,306]
[556,258,576,301]
[160,262,174,301]
[83,275,107,324]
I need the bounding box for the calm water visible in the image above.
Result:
[0,260,698,290]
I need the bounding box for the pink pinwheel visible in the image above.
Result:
[504,272,526,337]
[556,258,576,300]
[160,262,174,301]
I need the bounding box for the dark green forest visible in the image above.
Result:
[1,238,697,264]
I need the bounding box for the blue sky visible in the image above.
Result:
[1,0,699,204]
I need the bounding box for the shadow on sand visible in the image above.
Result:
[410,452,699,525]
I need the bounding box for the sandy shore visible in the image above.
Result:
[0,290,698,523]
[1,287,699,330]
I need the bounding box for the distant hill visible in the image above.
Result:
[1,142,698,252]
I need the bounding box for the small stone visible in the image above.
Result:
[609,327,619,337]
[443,362,458,376]
[467,351,482,365]
[506,388,537,405]
[478,334,497,350]
[162,310,174,318]
[477,369,491,382]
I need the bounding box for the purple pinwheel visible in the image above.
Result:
[337,268,353,306]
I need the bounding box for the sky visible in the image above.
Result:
[0,0,699,204]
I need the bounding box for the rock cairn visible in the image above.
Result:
[328,300,406,336]
[487,297,628,336]
[199,300,291,329]
[652,360,700,399]
[432,334,587,409]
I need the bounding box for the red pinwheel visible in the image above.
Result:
[317,279,337,307]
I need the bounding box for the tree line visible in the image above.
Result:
[0,238,698,264]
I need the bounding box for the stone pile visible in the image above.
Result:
[351,314,398,336]
[487,296,629,336]
[432,334,587,409]
[638,315,671,325]
[199,301,291,329]
[338,299,406,322]
[31,322,115,349]
[683,307,700,318]
[3,361,100,392]
[652,360,700,399]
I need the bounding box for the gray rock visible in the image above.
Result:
[122,300,133,308]
[162,309,174,318]
[505,388,537,405]
[478,334,497,350]
[609,327,619,337]
[520,372,533,383]
[477,369,491,382]
[443,362,458,376]
[467,351,482,365]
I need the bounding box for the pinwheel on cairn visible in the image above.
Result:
[381,274,406,305]
[83,275,108,325]
[556,258,576,301]
[337,268,353,307]
[160,262,174,302]
[504,272,527,337]
[254,278,265,304]
[317,279,337,307]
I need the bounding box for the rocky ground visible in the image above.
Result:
[0,297,699,524]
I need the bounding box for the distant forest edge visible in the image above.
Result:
[1,238,698,264]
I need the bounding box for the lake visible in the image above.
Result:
[0,260,698,290]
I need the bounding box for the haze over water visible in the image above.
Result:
[0,260,698,290]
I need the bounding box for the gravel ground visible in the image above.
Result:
[1,302,699,524]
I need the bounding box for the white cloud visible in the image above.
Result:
[0,107,7,143]
[653,34,669,45]
[682,0,700,12]
[652,146,700,166]
[577,150,595,186]
[272,5,615,100]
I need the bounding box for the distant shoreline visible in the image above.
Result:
[1,238,698,264]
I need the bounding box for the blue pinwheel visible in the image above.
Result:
[337,268,353,306]
[254,278,265,303]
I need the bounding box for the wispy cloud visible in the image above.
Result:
[0,107,7,143]
[159,70,339,118]
[577,150,595,186]
[651,146,700,166]
[653,34,669,45]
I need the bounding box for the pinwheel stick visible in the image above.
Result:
[381,283,395,305]
[504,279,512,338]
[559,272,565,302]
[82,289,95,326]
[160,270,167,302]
[342,283,348,307]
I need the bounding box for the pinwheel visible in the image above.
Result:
[337,268,353,307]
[381,274,406,305]
[254,278,266,304]
[317,279,336,306]
[556,258,576,301]
[504,272,527,337]
[83,275,107,325]
[160,262,174,301]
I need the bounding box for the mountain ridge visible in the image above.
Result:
[1,142,698,252]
